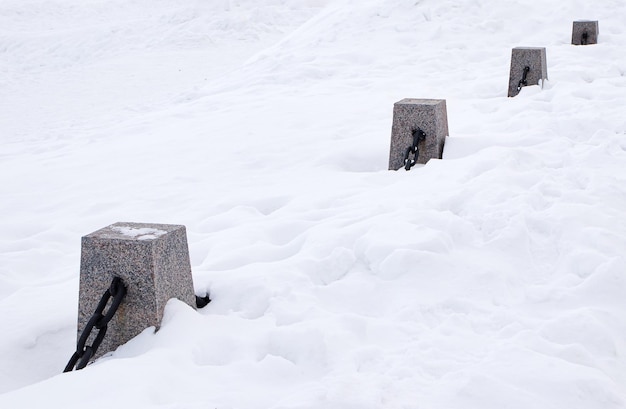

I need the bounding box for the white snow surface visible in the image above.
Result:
[110,226,168,240]
[1,0,626,407]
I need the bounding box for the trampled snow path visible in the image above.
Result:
[1,0,626,408]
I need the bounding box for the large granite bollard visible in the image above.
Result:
[572,20,598,45]
[388,99,448,170]
[507,47,548,97]
[78,222,196,360]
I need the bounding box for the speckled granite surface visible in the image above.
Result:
[572,20,598,45]
[77,222,196,360]
[388,99,448,170]
[508,47,548,97]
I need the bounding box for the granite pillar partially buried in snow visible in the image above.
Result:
[507,47,548,97]
[388,98,448,170]
[77,222,196,360]
[572,20,598,45]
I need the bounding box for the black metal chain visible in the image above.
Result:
[517,66,530,92]
[581,30,588,45]
[195,294,211,308]
[403,128,426,170]
[64,277,127,372]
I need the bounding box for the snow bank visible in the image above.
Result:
[1,0,625,408]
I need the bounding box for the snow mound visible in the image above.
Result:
[1,0,625,408]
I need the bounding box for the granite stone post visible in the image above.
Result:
[572,20,598,45]
[77,222,196,360]
[388,99,448,170]
[507,47,548,97]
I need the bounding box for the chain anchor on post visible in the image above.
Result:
[403,127,426,171]
[581,30,588,45]
[517,66,530,92]
[64,276,127,372]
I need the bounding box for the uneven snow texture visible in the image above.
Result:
[1,0,626,408]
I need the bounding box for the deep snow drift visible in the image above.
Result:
[1,0,625,407]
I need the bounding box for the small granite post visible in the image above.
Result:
[572,20,598,45]
[507,47,548,97]
[77,222,196,360]
[388,98,448,170]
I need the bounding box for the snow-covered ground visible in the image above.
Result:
[1,0,626,407]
